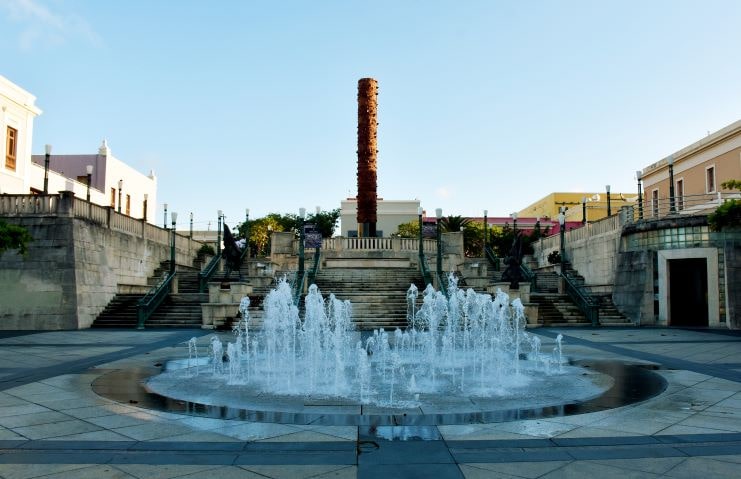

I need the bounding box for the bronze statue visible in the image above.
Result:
[222,224,244,281]
[501,231,523,290]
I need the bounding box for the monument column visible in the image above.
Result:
[356,78,378,237]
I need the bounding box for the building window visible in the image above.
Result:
[706,166,716,193]
[5,126,17,171]
[110,188,116,208]
[676,178,684,211]
[126,194,131,216]
[652,189,659,217]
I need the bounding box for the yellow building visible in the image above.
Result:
[518,191,637,224]
[639,119,741,218]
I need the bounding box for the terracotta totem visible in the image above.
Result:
[356,78,378,237]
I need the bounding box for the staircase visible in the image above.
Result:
[312,266,425,330]
[530,293,590,326]
[89,294,141,328]
[593,294,632,326]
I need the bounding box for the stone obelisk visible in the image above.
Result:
[356,78,378,237]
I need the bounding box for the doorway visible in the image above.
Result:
[669,258,708,327]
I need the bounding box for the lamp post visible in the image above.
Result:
[43,144,51,194]
[298,207,306,279]
[435,208,443,280]
[606,184,611,217]
[189,212,193,238]
[85,164,93,202]
[483,209,488,257]
[217,210,223,256]
[511,212,518,233]
[581,197,587,225]
[117,180,123,213]
[418,207,424,260]
[636,170,644,220]
[244,208,250,257]
[143,194,148,221]
[558,211,566,268]
[163,203,168,229]
[667,155,676,214]
[170,212,178,274]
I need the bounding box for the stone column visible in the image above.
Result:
[357,78,378,237]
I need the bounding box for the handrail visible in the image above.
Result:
[198,253,222,293]
[436,272,448,298]
[292,270,306,306]
[307,248,321,286]
[559,269,599,326]
[484,245,500,271]
[519,262,537,290]
[418,252,434,288]
[137,272,175,329]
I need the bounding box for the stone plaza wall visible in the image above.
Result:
[0,194,202,329]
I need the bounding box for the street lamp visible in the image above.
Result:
[217,210,223,256]
[581,197,587,225]
[163,203,168,229]
[418,207,424,260]
[143,194,148,221]
[244,208,250,257]
[298,207,306,278]
[558,211,566,268]
[170,212,178,274]
[636,170,644,220]
[606,184,611,217]
[43,144,51,194]
[85,164,93,202]
[483,209,488,257]
[117,179,123,213]
[511,212,518,233]
[667,155,676,214]
[189,212,194,238]
[435,208,443,280]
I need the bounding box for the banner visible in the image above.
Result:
[303,223,322,248]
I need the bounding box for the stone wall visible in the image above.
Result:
[726,239,741,328]
[612,249,654,325]
[0,213,202,330]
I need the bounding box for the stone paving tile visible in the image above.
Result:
[293,425,357,441]
[214,423,299,442]
[50,430,137,441]
[240,464,356,479]
[459,461,571,479]
[584,456,687,475]
[459,464,521,478]
[112,422,196,441]
[0,426,27,440]
[486,419,577,438]
[31,464,137,478]
[0,463,94,479]
[0,411,75,428]
[63,404,141,419]
[10,419,102,440]
[110,464,221,479]
[676,412,741,432]
[539,460,661,478]
[86,413,161,429]
[151,431,243,443]
[164,466,280,478]
[554,426,641,439]
[654,424,736,436]
[0,403,51,418]
[663,457,741,478]
[258,430,352,443]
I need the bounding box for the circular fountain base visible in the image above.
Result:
[92,360,666,426]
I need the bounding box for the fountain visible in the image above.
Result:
[146,275,611,414]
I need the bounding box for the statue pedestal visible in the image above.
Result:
[201,282,253,329]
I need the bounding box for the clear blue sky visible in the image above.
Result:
[3,0,741,230]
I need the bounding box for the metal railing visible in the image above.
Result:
[419,252,434,288]
[484,245,500,271]
[520,262,537,289]
[292,270,306,306]
[198,253,222,293]
[137,272,175,329]
[307,248,321,287]
[560,269,599,326]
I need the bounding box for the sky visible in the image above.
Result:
[3,0,741,230]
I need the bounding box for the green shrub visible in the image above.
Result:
[197,243,215,257]
[0,221,33,256]
[708,199,741,231]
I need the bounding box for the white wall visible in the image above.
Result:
[0,75,42,194]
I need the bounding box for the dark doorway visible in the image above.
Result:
[669,258,708,327]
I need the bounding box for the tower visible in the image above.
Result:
[356,78,378,237]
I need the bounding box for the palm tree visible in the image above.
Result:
[440,215,471,232]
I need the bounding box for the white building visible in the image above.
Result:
[1,75,157,223]
[340,199,421,237]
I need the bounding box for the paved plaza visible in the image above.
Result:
[0,327,740,478]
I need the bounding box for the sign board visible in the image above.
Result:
[303,223,322,248]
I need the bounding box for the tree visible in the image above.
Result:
[708,179,741,231]
[0,221,33,256]
[307,208,341,238]
[440,215,471,233]
[393,220,420,238]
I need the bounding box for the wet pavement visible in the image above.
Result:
[0,327,740,478]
